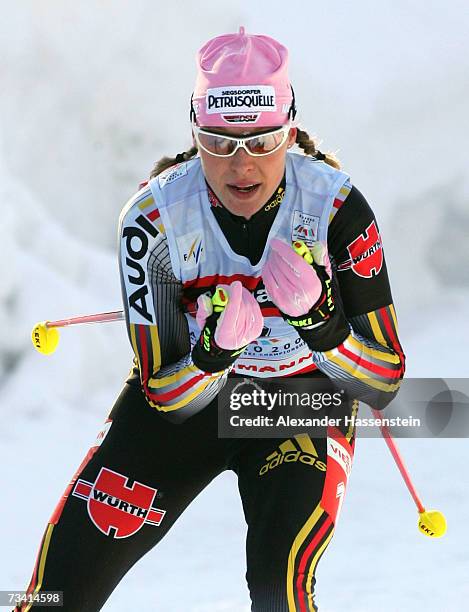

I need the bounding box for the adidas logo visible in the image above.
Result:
[259,434,327,476]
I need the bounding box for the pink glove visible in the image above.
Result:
[262,238,331,317]
[195,280,263,350]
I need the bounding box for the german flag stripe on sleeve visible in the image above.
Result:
[375,306,405,365]
[130,321,225,412]
[311,304,405,399]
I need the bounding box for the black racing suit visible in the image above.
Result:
[15,168,405,612]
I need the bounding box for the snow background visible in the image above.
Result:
[1,1,469,610]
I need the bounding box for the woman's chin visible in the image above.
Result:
[223,186,265,217]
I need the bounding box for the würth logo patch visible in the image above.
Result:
[338,220,383,278]
[72,467,166,538]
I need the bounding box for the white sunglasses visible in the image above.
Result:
[192,124,291,157]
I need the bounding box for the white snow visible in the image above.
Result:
[1,2,468,611]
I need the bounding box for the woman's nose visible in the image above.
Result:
[229,147,255,171]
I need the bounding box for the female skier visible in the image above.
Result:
[17,27,405,611]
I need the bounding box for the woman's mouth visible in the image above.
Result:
[227,183,261,197]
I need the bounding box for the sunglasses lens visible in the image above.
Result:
[245,131,286,155]
[197,132,237,156]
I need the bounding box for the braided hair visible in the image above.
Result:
[295,128,341,169]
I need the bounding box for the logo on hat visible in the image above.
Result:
[72,467,166,538]
[206,85,276,115]
[222,113,260,124]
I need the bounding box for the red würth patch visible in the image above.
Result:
[72,467,166,538]
[338,220,383,278]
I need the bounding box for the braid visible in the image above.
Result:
[295,128,341,170]
[150,145,198,179]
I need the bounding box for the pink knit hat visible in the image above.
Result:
[191,27,295,127]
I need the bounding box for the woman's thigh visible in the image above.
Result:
[16,385,227,612]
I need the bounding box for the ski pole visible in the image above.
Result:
[371,407,447,538]
[31,310,124,355]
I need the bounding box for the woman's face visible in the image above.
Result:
[196,125,297,219]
